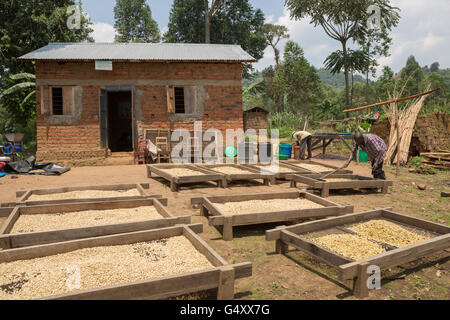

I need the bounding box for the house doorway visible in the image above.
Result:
[107,91,133,152]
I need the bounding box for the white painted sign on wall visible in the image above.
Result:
[95,61,113,71]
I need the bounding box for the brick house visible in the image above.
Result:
[19,43,255,160]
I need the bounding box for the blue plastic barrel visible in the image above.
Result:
[279,143,292,159]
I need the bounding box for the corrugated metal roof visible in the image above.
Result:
[19,42,256,62]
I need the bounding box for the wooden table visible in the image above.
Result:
[311,133,354,157]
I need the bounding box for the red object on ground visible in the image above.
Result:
[0,162,6,170]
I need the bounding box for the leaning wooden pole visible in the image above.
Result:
[395,101,400,176]
[342,88,440,113]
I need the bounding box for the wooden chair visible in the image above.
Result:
[156,137,171,163]
[134,138,149,165]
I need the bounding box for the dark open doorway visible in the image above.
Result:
[107,91,133,152]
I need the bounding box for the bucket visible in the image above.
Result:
[293,145,300,159]
[356,148,368,162]
[14,144,23,152]
[279,143,292,159]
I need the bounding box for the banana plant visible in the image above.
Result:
[2,73,36,108]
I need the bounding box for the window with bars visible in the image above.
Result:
[167,86,197,115]
[52,87,64,115]
[174,87,185,114]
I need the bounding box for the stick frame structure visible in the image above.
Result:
[0,198,187,249]
[0,224,252,300]
[195,164,272,188]
[192,190,354,241]
[16,183,158,206]
[266,209,450,298]
[288,174,393,197]
[147,164,224,192]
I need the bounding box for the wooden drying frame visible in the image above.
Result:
[195,163,272,188]
[0,198,188,249]
[191,190,354,241]
[243,162,310,184]
[266,208,450,298]
[282,160,353,174]
[15,183,159,206]
[147,164,224,192]
[0,224,252,300]
[288,174,393,197]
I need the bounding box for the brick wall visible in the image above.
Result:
[35,61,244,160]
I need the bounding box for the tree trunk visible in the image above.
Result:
[341,40,350,106]
[205,0,210,43]
[351,70,354,107]
[366,71,370,105]
[274,47,280,67]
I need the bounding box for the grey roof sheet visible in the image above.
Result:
[19,42,256,62]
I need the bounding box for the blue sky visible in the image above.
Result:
[82,0,450,74]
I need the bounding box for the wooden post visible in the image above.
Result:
[321,185,330,198]
[223,217,233,241]
[353,262,370,299]
[356,111,360,164]
[217,266,235,300]
[395,101,400,177]
[275,239,289,254]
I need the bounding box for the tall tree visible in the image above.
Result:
[0,0,93,128]
[324,49,370,106]
[357,27,394,104]
[401,55,424,96]
[285,0,400,106]
[273,41,322,114]
[204,0,221,44]
[261,24,289,67]
[114,0,160,43]
[164,0,267,77]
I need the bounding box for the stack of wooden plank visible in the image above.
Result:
[420,152,450,170]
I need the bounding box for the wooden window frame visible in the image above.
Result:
[49,86,75,116]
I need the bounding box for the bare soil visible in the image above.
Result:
[0,158,448,300]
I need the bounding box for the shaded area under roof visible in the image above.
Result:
[19,42,256,62]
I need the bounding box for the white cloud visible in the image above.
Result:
[92,22,116,43]
[253,1,450,74]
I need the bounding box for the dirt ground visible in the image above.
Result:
[0,158,448,300]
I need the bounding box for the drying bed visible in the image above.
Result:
[0,224,252,300]
[147,164,224,192]
[288,174,393,197]
[282,160,353,174]
[16,183,158,206]
[191,191,354,241]
[196,164,272,187]
[266,208,449,298]
[0,198,191,249]
[243,162,310,184]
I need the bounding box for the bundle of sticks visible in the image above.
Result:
[384,85,432,165]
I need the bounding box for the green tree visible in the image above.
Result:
[324,49,370,106]
[261,23,289,67]
[357,27,394,104]
[273,41,322,114]
[430,62,440,73]
[375,65,395,101]
[164,0,267,77]
[0,0,93,129]
[114,0,160,43]
[285,0,400,106]
[401,55,424,96]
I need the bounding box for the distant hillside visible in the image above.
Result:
[317,68,367,89]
